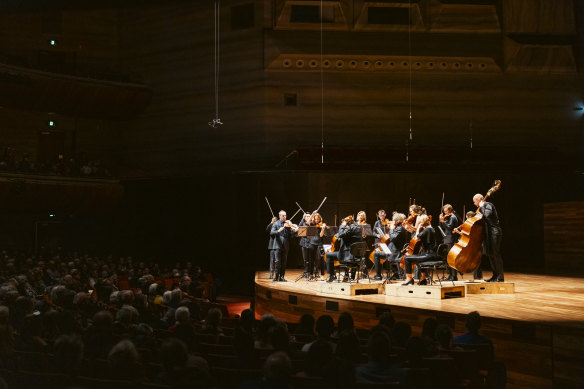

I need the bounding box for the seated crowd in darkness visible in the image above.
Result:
[0,148,114,177]
[0,249,505,389]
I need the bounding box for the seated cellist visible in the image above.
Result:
[402,214,437,286]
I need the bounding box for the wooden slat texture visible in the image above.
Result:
[543,201,584,274]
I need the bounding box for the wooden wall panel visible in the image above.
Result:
[543,201,584,274]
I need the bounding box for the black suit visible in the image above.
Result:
[325,223,364,276]
[266,221,277,276]
[440,214,459,279]
[270,220,296,279]
[480,201,504,279]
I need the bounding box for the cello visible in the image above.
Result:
[447,180,501,274]
[400,215,432,269]
[324,215,353,267]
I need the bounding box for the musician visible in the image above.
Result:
[404,204,424,234]
[473,194,504,282]
[266,216,277,279]
[326,216,364,282]
[270,210,298,282]
[439,204,460,281]
[357,211,367,225]
[298,213,313,280]
[373,210,389,240]
[372,213,408,281]
[402,214,437,286]
[308,212,326,279]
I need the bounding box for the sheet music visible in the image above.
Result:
[322,244,332,253]
[379,243,392,255]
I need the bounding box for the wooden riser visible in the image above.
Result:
[458,281,515,294]
[385,283,465,299]
[320,280,385,296]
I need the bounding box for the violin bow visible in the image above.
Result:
[313,196,327,214]
[265,196,275,218]
[295,201,307,216]
[289,206,302,222]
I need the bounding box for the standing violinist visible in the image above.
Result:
[326,216,364,282]
[266,216,277,279]
[309,212,326,279]
[439,204,460,281]
[270,210,298,282]
[473,194,504,282]
[298,213,313,280]
[372,212,408,281]
[402,214,437,286]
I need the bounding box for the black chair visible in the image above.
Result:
[419,243,453,286]
[337,242,369,283]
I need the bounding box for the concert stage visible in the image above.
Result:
[254,270,584,388]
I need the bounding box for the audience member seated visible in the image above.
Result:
[301,314,335,352]
[170,306,196,351]
[355,328,407,386]
[240,351,292,389]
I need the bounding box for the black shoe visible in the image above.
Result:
[279,277,287,282]
[486,275,498,282]
[327,276,335,283]
[272,277,279,282]
[314,274,320,279]
[402,278,414,286]
[419,279,428,286]
[446,276,458,281]
[372,275,382,281]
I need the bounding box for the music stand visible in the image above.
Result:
[359,224,373,237]
[295,226,318,282]
[297,226,318,237]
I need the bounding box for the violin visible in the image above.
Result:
[284,221,298,229]
[380,218,391,226]
[402,214,417,233]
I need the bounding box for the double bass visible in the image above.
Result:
[447,180,501,273]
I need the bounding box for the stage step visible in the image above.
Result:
[385,283,465,299]
[320,281,384,296]
[458,281,515,294]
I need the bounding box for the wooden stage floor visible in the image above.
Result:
[254,270,584,327]
[254,270,584,388]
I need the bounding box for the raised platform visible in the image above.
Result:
[255,270,584,389]
[459,280,515,294]
[385,283,465,299]
[320,280,384,296]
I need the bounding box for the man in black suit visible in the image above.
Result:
[473,194,504,282]
[266,216,277,279]
[270,210,298,282]
[325,217,364,282]
[439,204,460,281]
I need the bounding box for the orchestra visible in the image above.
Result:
[265,180,504,285]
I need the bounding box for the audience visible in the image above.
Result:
[0,248,507,389]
